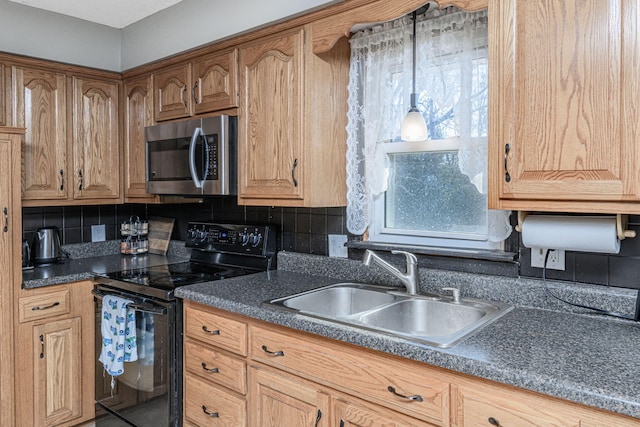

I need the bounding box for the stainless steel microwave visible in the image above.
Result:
[145,115,237,196]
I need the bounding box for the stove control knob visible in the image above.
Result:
[197,230,207,240]
[187,228,198,239]
[249,233,262,246]
[239,232,249,245]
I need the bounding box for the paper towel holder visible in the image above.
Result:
[515,211,636,241]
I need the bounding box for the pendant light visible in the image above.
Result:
[401,10,428,142]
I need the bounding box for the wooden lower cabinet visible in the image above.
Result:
[183,303,640,427]
[249,365,329,427]
[14,281,95,427]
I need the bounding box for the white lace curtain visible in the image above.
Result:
[345,7,512,242]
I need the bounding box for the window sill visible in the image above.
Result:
[346,240,517,263]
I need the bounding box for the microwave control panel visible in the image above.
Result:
[205,135,218,180]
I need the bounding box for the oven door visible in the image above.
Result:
[93,285,181,427]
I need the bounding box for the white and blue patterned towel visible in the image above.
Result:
[98,294,138,380]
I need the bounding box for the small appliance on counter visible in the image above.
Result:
[31,226,63,266]
[21,239,33,270]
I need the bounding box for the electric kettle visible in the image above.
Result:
[31,226,62,265]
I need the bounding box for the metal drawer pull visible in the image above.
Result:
[202,326,220,335]
[387,385,423,402]
[488,417,502,426]
[31,301,60,311]
[78,169,83,191]
[314,409,322,427]
[182,86,188,108]
[3,207,7,232]
[59,169,64,191]
[201,405,219,418]
[261,345,284,357]
[504,143,511,183]
[201,362,219,373]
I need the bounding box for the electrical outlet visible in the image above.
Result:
[91,224,106,242]
[328,234,348,258]
[530,248,565,270]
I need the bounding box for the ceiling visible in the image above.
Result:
[7,0,185,28]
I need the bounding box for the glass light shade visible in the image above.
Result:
[401,108,428,141]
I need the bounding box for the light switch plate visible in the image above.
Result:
[328,234,348,258]
[91,224,106,242]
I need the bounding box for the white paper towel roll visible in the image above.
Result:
[521,215,620,254]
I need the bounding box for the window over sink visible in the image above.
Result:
[346,7,511,250]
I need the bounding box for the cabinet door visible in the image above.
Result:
[238,28,304,201]
[490,0,640,211]
[72,76,120,200]
[0,128,21,427]
[193,49,238,114]
[248,366,329,427]
[33,317,82,427]
[124,74,157,202]
[12,66,68,200]
[334,396,435,427]
[154,63,192,121]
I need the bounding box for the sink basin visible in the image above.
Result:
[281,284,397,316]
[264,283,513,348]
[360,299,486,337]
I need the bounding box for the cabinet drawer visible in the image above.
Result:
[452,382,581,427]
[19,289,70,323]
[185,305,247,356]
[184,374,245,426]
[250,325,450,426]
[184,339,246,394]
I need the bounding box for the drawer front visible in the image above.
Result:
[184,374,246,426]
[452,383,581,427]
[185,339,247,394]
[185,305,247,356]
[250,325,449,426]
[19,289,70,323]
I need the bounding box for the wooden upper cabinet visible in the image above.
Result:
[238,25,349,207]
[12,66,68,201]
[239,27,305,203]
[124,74,157,202]
[72,76,120,200]
[489,0,640,213]
[154,62,192,121]
[154,48,238,122]
[193,49,238,114]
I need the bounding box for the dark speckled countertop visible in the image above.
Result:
[22,240,190,288]
[175,251,640,420]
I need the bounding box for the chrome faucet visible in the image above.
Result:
[362,249,419,295]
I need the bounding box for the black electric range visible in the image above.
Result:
[94,222,277,300]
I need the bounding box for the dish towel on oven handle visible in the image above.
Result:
[98,294,138,390]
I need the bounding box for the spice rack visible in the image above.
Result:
[120,216,149,255]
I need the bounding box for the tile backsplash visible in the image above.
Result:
[22,200,640,290]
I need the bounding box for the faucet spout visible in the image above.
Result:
[362,249,419,295]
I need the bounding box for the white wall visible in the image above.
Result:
[0,0,338,72]
[0,0,121,71]
[120,0,339,71]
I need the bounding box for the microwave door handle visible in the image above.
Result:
[189,127,204,189]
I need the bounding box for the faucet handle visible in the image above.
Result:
[442,287,461,303]
[391,250,417,264]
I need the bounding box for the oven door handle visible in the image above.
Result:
[92,289,168,315]
[189,127,205,189]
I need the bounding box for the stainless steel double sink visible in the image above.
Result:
[265,283,514,348]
